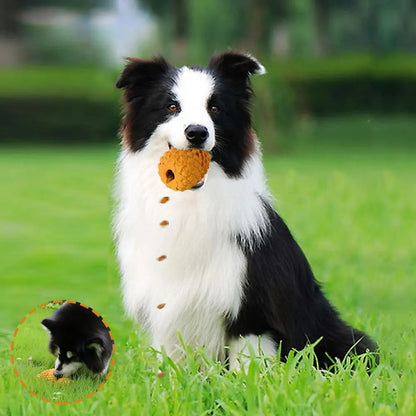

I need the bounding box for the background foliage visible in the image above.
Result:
[1,0,416,148]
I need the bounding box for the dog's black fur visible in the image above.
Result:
[41,302,112,377]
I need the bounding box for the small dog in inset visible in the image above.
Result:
[41,302,112,378]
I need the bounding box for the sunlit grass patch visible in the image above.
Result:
[0,117,415,415]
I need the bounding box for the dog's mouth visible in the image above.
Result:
[168,143,212,154]
[192,177,206,190]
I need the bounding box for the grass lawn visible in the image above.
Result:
[0,117,415,415]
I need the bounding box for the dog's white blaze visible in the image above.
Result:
[54,357,83,377]
[152,67,216,151]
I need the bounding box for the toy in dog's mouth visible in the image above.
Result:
[159,147,211,191]
[165,167,206,190]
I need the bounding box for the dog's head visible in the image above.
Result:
[41,318,109,378]
[116,51,265,177]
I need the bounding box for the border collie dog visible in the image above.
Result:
[114,51,376,369]
[41,302,113,378]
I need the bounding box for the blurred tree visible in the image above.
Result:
[187,0,244,62]
[400,0,416,50]
[0,0,24,65]
[187,0,293,61]
[137,0,416,60]
[0,0,22,35]
[138,0,294,61]
[312,0,330,56]
[244,0,266,54]
[139,0,188,62]
[244,0,291,56]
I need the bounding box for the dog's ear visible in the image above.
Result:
[116,57,172,101]
[41,318,55,333]
[83,338,107,373]
[207,51,266,82]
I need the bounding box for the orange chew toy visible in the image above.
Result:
[37,369,72,384]
[158,148,211,191]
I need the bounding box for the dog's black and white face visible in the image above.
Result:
[116,52,265,178]
[41,303,112,378]
[40,323,84,378]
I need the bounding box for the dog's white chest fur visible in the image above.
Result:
[115,146,270,359]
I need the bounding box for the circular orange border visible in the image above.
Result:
[11,300,116,405]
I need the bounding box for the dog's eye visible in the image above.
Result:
[210,105,220,114]
[168,103,179,112]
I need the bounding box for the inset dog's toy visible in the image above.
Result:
[158,148,211,191]
[37,369,72,384]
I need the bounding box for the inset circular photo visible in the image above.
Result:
[11,300,115,404]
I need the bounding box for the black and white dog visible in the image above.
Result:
[41,302,113,378]
[114,51,376,369]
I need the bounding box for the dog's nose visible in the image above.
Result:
[53,370,63,379]
[185,125,208,147]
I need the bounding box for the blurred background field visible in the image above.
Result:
[1,132,415,414]
[1,1,416,414]
[1,0,416,147]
